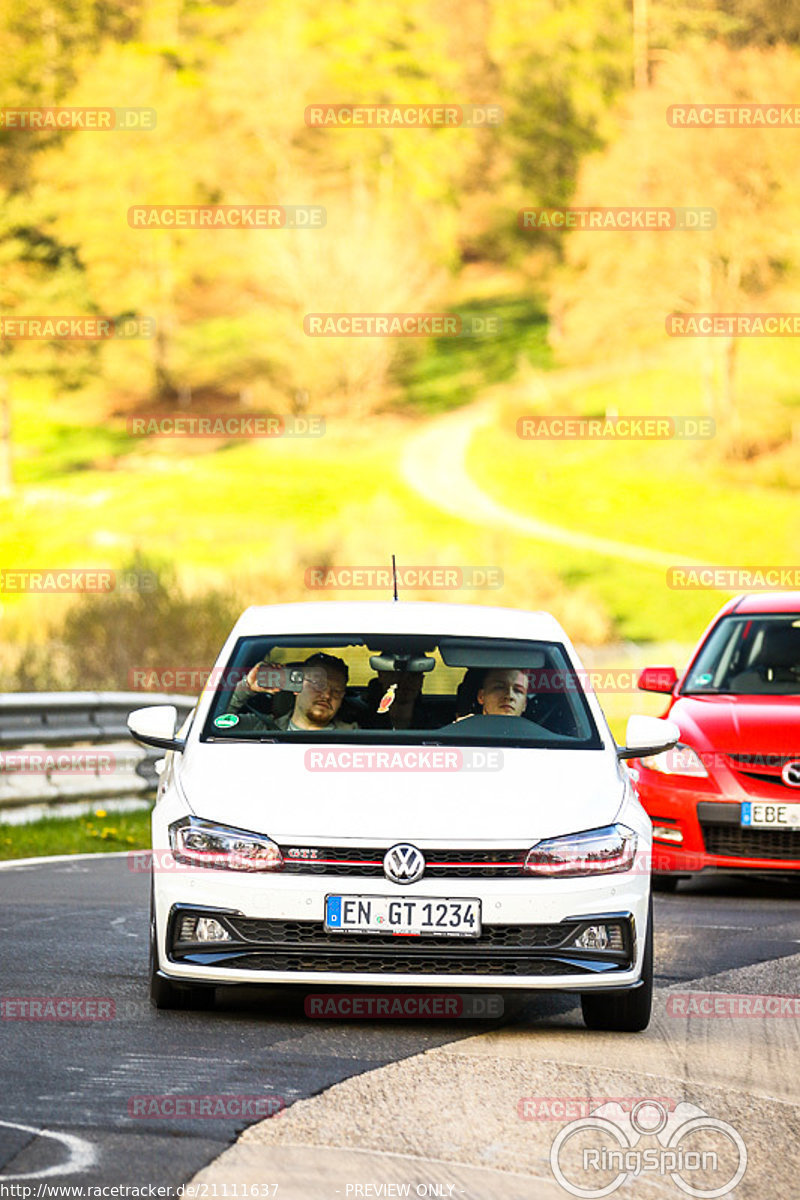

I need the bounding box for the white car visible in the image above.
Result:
[129,602,678,1031]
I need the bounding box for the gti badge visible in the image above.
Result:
[383,843,425,885]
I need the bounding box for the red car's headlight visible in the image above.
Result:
[641,742,709,778]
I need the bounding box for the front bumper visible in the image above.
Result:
[637,776,800,874]
[153,869,649,991]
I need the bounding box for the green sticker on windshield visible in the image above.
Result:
[214,713,239,728]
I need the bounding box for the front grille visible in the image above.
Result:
[701,822,800,862]
[280,845,526,878]
[224,917,581,949]
[171,914,632,976]
[726,754,800,790]
[203,951,592,976]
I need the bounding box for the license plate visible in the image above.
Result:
[325,895,481,938]
[741,802,800,829]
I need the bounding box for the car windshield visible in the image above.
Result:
[682,614,800,695]
[200,634,602,748]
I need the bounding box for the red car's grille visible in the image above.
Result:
[725,753,800,791]
[700,821,800,862]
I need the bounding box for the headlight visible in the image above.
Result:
[169,817,283,871]
[640,742,709,777]
[524,824,637,877]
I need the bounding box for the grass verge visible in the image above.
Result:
[0,805,152,861]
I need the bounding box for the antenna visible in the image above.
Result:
[391,554,398,602]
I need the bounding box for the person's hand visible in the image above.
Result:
[246,661,287,693]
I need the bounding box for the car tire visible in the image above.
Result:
[652,874,680,892]
[149,878,214,1011]
[580,896,653,1032]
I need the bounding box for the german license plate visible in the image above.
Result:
[741,802,800,829]
[324,895,481,938]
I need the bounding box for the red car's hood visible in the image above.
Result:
[670,694,800,755]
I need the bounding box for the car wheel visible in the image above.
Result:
[580,896,653,1032]
[149,878,214,1011]
[652,874,680,893]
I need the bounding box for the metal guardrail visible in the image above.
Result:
[0,692,196,810]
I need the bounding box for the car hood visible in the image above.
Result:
[177,743,625,843]
[670,694,800,755]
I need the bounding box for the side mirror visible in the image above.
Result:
[617,715,680,760]
[637,665,678,694]
[127,705,186,752]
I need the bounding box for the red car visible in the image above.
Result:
[632,592,800,888]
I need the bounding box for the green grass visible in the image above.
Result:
[393,295,553,413]
[3,298,800,648]
[0,806,152,861]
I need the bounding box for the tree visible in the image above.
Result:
[549,42,800,428]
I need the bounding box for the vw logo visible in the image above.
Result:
[383,843,425,885]
[781,760,800,787]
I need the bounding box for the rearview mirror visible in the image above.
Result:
[369,654,436,673]
[127,705,186,752]
[617,715,680,760]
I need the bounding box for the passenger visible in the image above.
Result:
[356,670,427,730]
[229,653,358,731]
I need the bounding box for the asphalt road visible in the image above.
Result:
[1,856,798,1191]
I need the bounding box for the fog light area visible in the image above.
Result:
[177,915,232,942]
[572,924,624,951]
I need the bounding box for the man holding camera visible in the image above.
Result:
[228,653,358,731]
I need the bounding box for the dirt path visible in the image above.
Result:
[400,397,703,569]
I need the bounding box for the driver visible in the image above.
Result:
[477,668,529,716]
[227,653,358,731]
[455,667,529,721]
